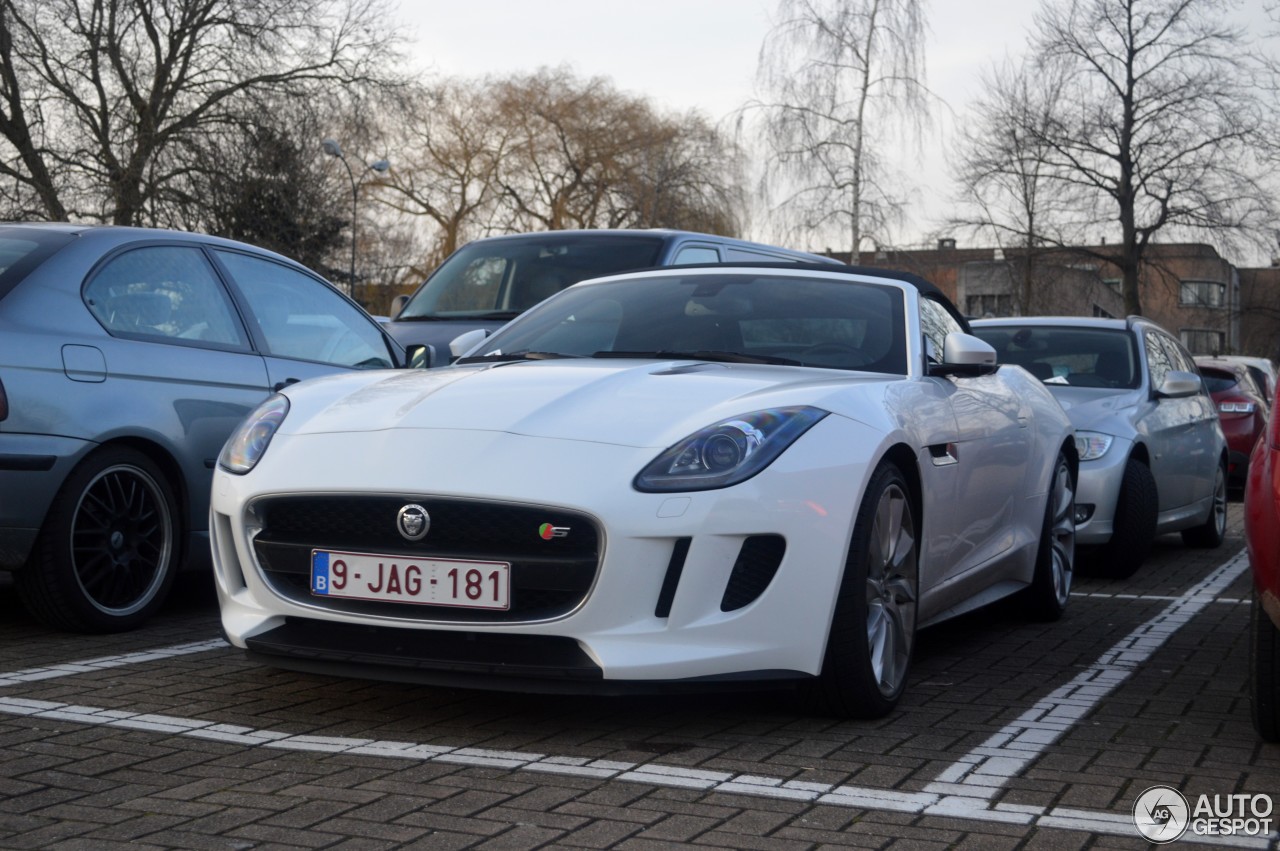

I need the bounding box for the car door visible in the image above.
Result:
[1142,329,1218,511]
[212,249,401,391]
[82,243,272,527]
[918,297,1032,581]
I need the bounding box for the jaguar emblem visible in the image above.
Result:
[396,504,430,541]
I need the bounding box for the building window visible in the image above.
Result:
[1179,280,1226,308]
[1092,304,1115,318]
[966,293,1011,318]
[1180,328,1224,355]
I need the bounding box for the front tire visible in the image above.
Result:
[1094,458,1157,579]
[805,462,918,718]
[1251,591,1280,742]
[1181,461,1227,549]
[17,446,180,633]
[1021,451,1075,621]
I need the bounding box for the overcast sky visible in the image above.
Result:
[392,1,1273,253]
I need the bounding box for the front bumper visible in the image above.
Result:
[1071,437,1133,546]
[212,416,884,686]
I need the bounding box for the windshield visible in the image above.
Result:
[397,234,666,320]
[461,272,908,375]
[0,228,77,300]
[974,325,1141,389]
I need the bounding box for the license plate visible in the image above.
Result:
[311,549,510,610]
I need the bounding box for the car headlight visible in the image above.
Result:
[218,394,290,474]
[634,406,828,492]
[1074,430,1114,462]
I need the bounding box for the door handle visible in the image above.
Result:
[272,378,300,392]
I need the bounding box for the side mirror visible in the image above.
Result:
[449,328,489,359]
[929,332,998,377]
[1157,370,1202,398]
[390,294,410,320]
[405,343,435,369]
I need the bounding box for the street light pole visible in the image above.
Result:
[321,138,390,301]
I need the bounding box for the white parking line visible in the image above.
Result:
[0,639,227,687]
[924,549,1250,804]
[0,550,1270,847]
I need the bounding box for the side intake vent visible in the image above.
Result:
[721,535,786,612]
[654,537,691,618]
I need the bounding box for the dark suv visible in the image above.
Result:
[384,229,841,363]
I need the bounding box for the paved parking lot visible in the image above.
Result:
[1,503,1277,850]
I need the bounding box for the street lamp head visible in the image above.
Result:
[369,158,391,173]
[321,138,344,159]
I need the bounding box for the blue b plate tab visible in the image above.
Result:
[311,550,331,595]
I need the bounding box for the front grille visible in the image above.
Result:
[251,495,600,622]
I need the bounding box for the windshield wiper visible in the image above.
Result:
[593,350,802,366]
[456,350,579,364]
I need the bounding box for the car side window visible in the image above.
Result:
[215,250,394,369]
[919,297,962,365]
[1144,330,1176,391]
[84,246,248,347]
[672,246,721,265]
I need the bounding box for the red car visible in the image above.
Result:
[1197,357,1269,488]
[1244,393,1280,741]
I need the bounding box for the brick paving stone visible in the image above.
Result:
[550,818,645,848]
[0,507,1276,849]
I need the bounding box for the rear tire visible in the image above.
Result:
[1021,451,1075,621]
[17,446,180,633]
[803,462,918,719]
[1095,458,1156,579]
[1181,461,1227,549]
[1251,592,1280,742]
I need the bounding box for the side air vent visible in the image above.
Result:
[654,537,691,618]
[721,535,786,612]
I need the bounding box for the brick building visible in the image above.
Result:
[827,240,1272,358]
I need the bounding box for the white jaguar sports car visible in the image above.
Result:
[212,264,1076,717]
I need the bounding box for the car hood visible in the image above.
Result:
[1044,385,1143,432]
[279,359,889,449]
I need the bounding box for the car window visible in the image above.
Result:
[215,250,393,369]
[398,235,666,319]
[1145,330,1176,391]
[672,246,721,265]
[468,272,909,375]
[84,245,248,348]
[1199,368,1238,394]
[973,325,1140,388]
[724,247,797,263]
[919,297,963,364]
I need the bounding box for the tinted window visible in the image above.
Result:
[398,235,666,319]
[974,325,1140,389]
[467,272,908,375]
[724,247,797,263]
[84,246,248,347]
[1198,368,1238,394]
[216,251,393,369]
[673,246,721,264]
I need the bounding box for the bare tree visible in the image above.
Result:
[1018,0,1273,315]
[746,0,930,255]
[951,55,1087,314]
[0,0,401,225]
[374,79,511,270]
